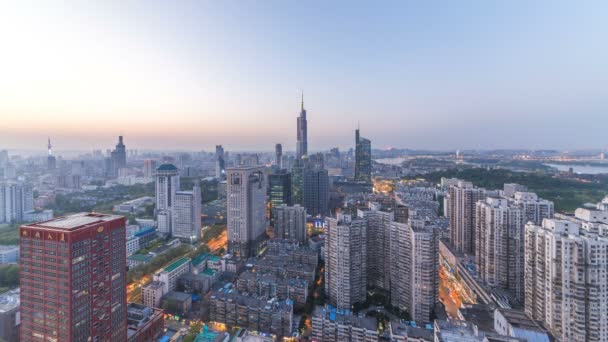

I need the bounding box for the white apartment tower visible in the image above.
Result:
[0,181,33,223]
[390,221,441,323]
[525,213,608,342]
[155,164,180,235]
[172,181,202,241]
[227,166,267,257]
[448,180,486,254]
[325,214,367,310]
[273,204,307,242]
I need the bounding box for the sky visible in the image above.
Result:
[0,1,607,152]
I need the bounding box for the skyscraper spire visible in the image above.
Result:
[301,90,304,111]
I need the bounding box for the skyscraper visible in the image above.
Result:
[296,93,308,160]
[155,164,180,235]
[291,164,304,206]
[447,180,486,254]
[215,145,225,179]
[19,213,127,342]
[171,181,202,241]
[354,128,371,183]
[110,135,127,176]
[360,204,393,291]
[303,167,329,217]
[275,143,283,168]
[273,204,307,242]
[325,214,367,310]
[227,166,267,257]
[268,171,292,223]
[46,137,56,171]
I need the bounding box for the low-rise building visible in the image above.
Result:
[154,257,191,293]
[0,288,19,342]
[311,305,378,342]
[208,291,293,338]
[142,281,165,308]
[126,236,140,257]
[179,270,220,294]
[162,291,192,314]
[236,270,308,308]
[389,320,433,342]
[127,254,153,268]
[126,303,165,342]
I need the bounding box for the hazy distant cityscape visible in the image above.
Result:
[2,1,608,342]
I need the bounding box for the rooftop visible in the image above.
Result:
[164,257,190,273]
[164,291,191,302]
[156,163,178,171]
[128,254,153,262]
[0,288,20,313]
[24,212,123,231]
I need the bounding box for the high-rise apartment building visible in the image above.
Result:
[273,204,307,242]
[354,128,371,183]
[303,167,329,217]
[290,164,304,206]
[171,181,202,241]
[110,135,127,176]
[475,190,554,302]
[360,204,393,291]
[275,143,283,168]
[525,214,608,342]
[0,182,34,223]
[448,180,486,254]
[325,215,366,310]
[389,221,441,323]
[143,159,157,178]
[155,164,180,235]
[227,166,267,257]
[19,213,127,342]
[296,93,308,160]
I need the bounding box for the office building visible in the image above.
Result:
[171,181,202,241]
[0,246,19,264]
[0,182,34,223]
[227,166,267,257]
[354,128,372,183]
[110,135,127,176]
[296,93,308,160]
[19,213,127,342]
[448,180,486,254]
[290,164,304,206]
[155,164,180,235]
[311,305,379,342]
[153,257,191,294]
[275,143,282,168]
[0,288,19,342]
[303,167,329,217]
[143,159,157,178]
[268,171,292,219]
[215,145,225,180]
[325,215,366,310]
[273,204,306,242]
[525,214,608,342]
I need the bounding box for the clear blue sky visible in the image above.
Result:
[1,1,607,151]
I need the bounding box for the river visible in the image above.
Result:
[545,163,608,175]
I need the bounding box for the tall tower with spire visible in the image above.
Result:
[46,138,56,170]
[296,92,308,161]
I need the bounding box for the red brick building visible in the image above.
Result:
[19,213,127,342]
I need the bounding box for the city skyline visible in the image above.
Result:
[1,1,607,151]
